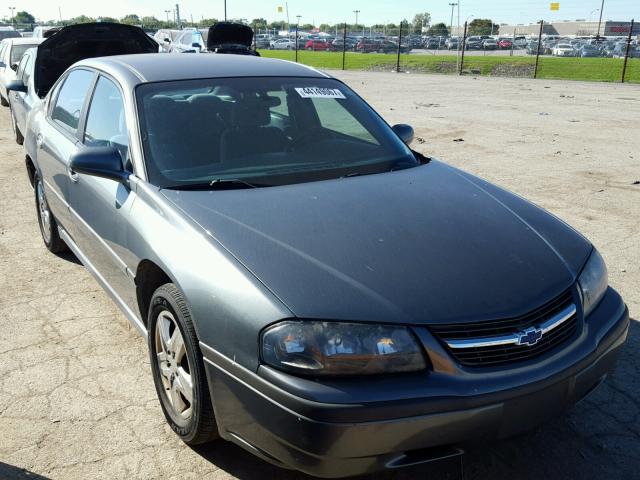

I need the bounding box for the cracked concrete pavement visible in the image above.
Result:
[0,72,639,479]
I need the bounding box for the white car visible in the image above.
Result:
[270,38,296,50]
[170,28,208,53]
[553,43,576,57]
[0,37,43,106]
[32,26,58,38]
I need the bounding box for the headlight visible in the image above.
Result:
[578,249,608,317]
[261,321,427,376]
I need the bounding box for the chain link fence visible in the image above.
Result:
[257,18,639,84]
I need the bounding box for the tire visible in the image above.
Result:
[148,283,218,445]
[10,107,23,145]
[0,95,8,107]
[34,172,68,254]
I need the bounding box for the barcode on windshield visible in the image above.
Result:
[295,87,346,99]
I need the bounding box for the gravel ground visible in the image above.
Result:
[0,71,638,480]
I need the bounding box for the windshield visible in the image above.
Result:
[136,76,417,188]
[11,44,38,64]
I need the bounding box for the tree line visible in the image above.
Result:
[2,10,499,36]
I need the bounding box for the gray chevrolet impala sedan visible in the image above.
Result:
[23,53,628,477]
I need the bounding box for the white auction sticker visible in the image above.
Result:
[295,87,346,99]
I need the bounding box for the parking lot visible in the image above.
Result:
[0,71,638,479]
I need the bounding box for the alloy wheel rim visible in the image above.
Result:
[37,181,52,243]
[155,310,193,420]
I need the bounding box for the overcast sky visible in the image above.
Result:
[12,0,640,25]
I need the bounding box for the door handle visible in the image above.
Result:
[36,134,44,149]
[67,167,79,183]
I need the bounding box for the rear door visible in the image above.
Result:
[37,68,95,233]
[66,74,137,306]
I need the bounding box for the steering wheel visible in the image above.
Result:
[286,128,335,152]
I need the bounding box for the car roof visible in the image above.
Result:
[2,37,44,45]
[3,37,43,45]
[76,53,329,86]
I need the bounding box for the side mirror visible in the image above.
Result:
[0,61,5,69]
[69,147,129,184]
[192,42,202,48]
[10,63,18,72]
[164,38,171,43]
[5,79,27,93]
[392,124,414,145]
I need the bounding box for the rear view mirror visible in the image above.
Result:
[69,147,129,184]
[5,79,27,93]
[392,124,415,145]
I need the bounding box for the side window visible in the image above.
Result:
[15,54,28,80]
[22,54,34,85]
[311,98,378,144]
[51,69,94,133]
[84,76,129,162]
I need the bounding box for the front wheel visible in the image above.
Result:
[148,283,218,445]
[34,173,67,253]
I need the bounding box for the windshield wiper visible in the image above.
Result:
[164,178,267,190]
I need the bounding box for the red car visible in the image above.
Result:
[305,39,334,51]
[498,39,513,49]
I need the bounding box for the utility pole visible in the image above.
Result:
[224,0,227,21]
[448,3,457,36]
[175,3,181,29]
[353,10,360,35]
[596,0,605,40]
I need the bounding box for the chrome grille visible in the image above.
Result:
[429,289,578,367]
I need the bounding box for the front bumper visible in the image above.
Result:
[202,287,628,478]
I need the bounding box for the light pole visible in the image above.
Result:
[596,0,605,40]
[9,6,15,26]
[448,3,457,36]
[165,10,171,23]
[224,0,227,21]
[353,10,360,35]
[589,8,600,22]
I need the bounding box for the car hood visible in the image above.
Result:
[162,161,591,325]
[35,23,158,98]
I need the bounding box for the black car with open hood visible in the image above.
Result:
[206,22,258,55]
[34,22,158,98]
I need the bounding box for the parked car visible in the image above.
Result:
[0,29,21,41]
[270,38,296,50]
[465,37,484,50]
[154,29,180,53]
[0,37,44,106]
[446,37,459,49]
[425,37,442,49]
[4,46,38,144]
[553,43,577,57]
[578,45,602,58]
[32,26,59,38]
[356,38,382,53]
[23,50,628,478]
[305,39,334,51]
[170,28,208,53]
[498,38,513,49]
[331,37,358,51]
[526,41,541,55]
[482,38,498,50]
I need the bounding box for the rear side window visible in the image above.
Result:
[22,54,34,86]
[84,76,128,160]
[51,69,94,133]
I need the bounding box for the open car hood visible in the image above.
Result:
[206,22,254,49]
[35,23,158,98]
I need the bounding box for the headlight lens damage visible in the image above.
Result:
[261,321,428,376]
[578,249,608,317]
